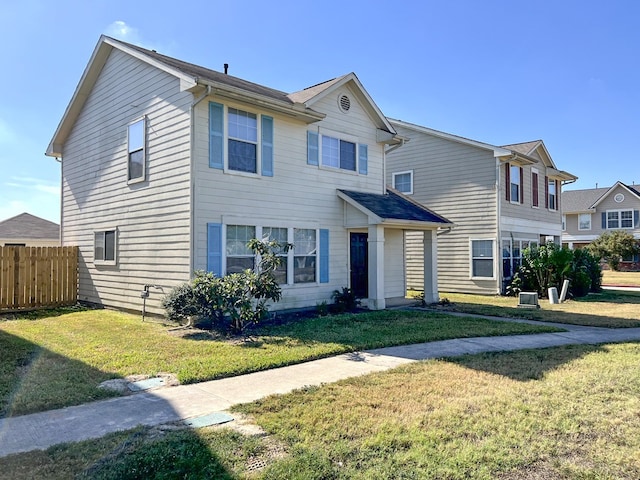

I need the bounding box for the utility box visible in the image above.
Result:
[517,292,540,309]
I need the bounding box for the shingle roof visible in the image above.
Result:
[501,140,542,156]
[338,189,451,224]
[562,188,609,212]
[0,213,60,240]
[121,40,295,105]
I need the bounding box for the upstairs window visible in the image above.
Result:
[322,135,356,171]
[578,213,591,231]
[128,118,145,182]
[228,108,258,173]
[531,170,539,207]
[607,210,634,229]
[506,163,522,204]
[392,171,413,194]
[548,179,557,210]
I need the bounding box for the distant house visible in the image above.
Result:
[562,181,640,269]
[45,35,451,315]
[0,213,60,247]
[386,119,577,295]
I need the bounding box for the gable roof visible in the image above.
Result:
[47,36,398,157]
[337,189,452,227]
[501,139,577,181]
[0,213,60,240]
[561,181,640,213]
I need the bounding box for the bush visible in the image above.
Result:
[331,287,360,313]
[162,239,291,333]
[508,244,601,298]
[587,230,640,271]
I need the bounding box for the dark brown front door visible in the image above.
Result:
[350,233,368,298]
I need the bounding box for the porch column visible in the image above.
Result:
[423,229,439,303]
[367,225,385,310]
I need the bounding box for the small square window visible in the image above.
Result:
[471,239,494,278]
[128,119,145,182]
[393,171,413,194]
[578,213,591,231]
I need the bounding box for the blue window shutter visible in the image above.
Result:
[261,115,274,177]
[601,212,607,229]
[319,229,329,283]
[634,210,639,228]
[358,144,368,175]
[209,102,224,169]
[307,131,319,165]
[207,223,222,276]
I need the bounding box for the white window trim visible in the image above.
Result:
[606,209,634,229]
[548,179,558,211]
[221,223,320,287]
[392,170,414,195]
[223,104,263,177]
[578,213,592,231]
[94,228,118,266]
[470,238,496,280]
[318,128,361,174]
[127,117,146,185]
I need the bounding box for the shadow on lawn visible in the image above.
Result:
[449,343,604,382]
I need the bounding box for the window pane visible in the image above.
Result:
[274,258,287,284]
[228,108,257,142]
[621,211,633,228]
[339,140,356,171]
[607,211,619,229]
[472,240,493,258]
[579,214,591,230]
[95,232,104,261]
[473,259,493,278]
[322,136,339,168]
[128,120,144,152]
[104,231,116,261]
[128,150,144,180]
[226,257,254,275]
[294,256,316,283]
[228,139,257,173]
[394,173,411,193]
[510,166,520,202]
[294,229,316,255]
[226,225,255,255]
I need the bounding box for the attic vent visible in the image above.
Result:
[614,193,624,203]
[338,94,351,113]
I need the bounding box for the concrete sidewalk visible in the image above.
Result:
[2,318,640,458]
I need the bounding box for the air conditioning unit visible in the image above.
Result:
[517,292,540,309]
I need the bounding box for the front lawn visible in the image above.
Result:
[432,289,640,328]
[0,308,558,417]
[602,269,640,287]
[3,342,639,479]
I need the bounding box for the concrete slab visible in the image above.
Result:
[183,412,234,428]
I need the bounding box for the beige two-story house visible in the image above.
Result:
[45,36,452,315]
[562,181,640,269]
[386,119,577,295]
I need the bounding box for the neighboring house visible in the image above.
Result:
[562,181,640,269]
[386,119,577,295]
[0,213,60,247]
[45,35,451,315]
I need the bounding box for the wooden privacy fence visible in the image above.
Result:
[0,246,78,311]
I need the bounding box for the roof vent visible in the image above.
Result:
[614,193,624,203]
[338,94,351,113]
[224,63,229,74]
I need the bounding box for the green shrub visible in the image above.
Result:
[331,287,360,313]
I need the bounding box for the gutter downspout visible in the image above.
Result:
[55,156,63,246]
[189,85,212,277]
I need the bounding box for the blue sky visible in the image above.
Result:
[1,0,638,223]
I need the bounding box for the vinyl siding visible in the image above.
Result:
[61,49,192,315]
[192,84,387,309]
[387,124,499,294]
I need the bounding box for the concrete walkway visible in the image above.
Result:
[2,315,640,458]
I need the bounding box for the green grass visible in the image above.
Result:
[0,308,558,417]
[432,289,640,328]
[602,269,640,286]
[3,342,639,479]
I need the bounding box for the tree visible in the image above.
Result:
[587,231,640,271]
